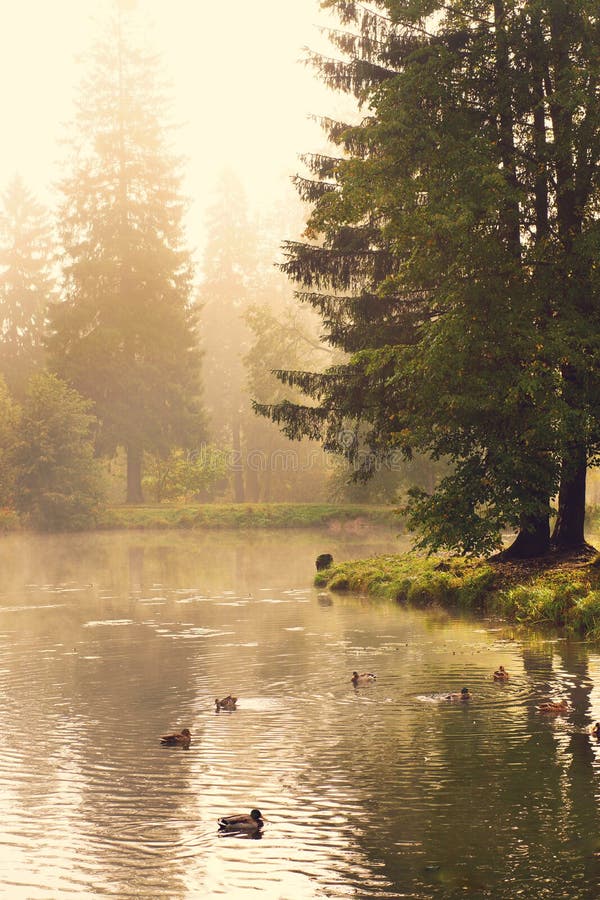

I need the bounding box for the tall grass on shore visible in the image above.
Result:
[316,553,600,640]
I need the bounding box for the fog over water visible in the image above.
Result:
[2,527,600,898]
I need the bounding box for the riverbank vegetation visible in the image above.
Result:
[316,552,600,639]
[97,502,400,531]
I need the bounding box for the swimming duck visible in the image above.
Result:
[215,695,237,711]
[351,671,376,685]
[160,727,191,747]
[590,722,600,736]
[493,666,509,681]
[446,687,472,701]
[218,808,264,832]
[538,700,569,714]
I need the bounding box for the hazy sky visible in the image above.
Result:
[0,0,343,261]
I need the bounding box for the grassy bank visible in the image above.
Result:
[97,502,402,530]
[315,552,600,639]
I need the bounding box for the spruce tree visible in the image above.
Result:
[48,5,202,502]
[259,0,600,557]
[0,175,55,396]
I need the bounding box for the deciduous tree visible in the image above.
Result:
[0,375,19,508]
[12,372,103,530]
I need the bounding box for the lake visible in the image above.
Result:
[1,525,600,898]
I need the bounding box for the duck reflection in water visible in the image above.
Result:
[538,699,570,714]
[160,727,191,748]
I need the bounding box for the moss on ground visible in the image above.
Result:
[316,551,600,640]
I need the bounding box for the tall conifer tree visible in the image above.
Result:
[48,4,202,502]
[259,0,600,557]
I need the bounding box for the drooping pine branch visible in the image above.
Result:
[252,399,328,442]
[299,153,342,179]
[303,49,394,97]
[308,115,374,157]
[291,176,339,204]
[280,240,395,291]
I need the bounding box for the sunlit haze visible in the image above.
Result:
[0,0,341,263]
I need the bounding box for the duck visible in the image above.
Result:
[351,671,376,685]
[160,727,191,747]
[538,700,569,714]
[218,808,265,832]
[446,687,472,701]
[215,695,237,711]
[589,722,600,736]
[493,666,509,681]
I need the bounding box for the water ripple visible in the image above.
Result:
[0,530,598,898]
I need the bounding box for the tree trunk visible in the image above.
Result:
[244,444,260,502]
[493,0,521,259]
[500,511,550,559]
[551,445,587,550]
[262,463,272,503]
[231,415,245,503]
[126,445,144,504]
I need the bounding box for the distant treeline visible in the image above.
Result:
[0,5,437,531]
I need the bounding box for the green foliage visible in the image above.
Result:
[0,375,19,508]
[12,372,104,530]
[0,506,19,531]
[326,572,351,591]
[143,446,230,502]
[316,554,442,601]
[567,592,600,639]
[262,0,600,557]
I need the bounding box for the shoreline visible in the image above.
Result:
[95,502,401,531]
[315,548,600,640]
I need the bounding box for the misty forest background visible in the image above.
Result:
[1,0,600,562]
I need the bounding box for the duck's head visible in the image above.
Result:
[250,808,263,822]
[352,671,359,678]
[181,728,191,737]
[461,687,470,696]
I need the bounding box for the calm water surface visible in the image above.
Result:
[1,525,600,899]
